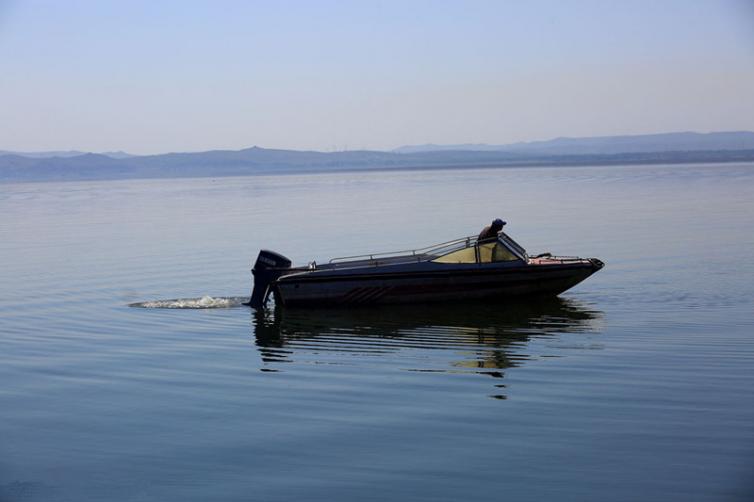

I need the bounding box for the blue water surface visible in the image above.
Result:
[1,163,753,501]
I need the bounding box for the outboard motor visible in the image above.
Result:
[246,250,292,309]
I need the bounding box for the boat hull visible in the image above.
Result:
[273,261,602,307]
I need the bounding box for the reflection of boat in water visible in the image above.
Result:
[247,232,604,308]
[252,297,603,374]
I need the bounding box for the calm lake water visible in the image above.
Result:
[1,163,753,501]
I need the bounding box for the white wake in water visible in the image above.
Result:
[130,296,248,309]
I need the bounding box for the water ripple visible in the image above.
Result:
[129,296,248,309]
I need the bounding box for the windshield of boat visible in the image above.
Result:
[431,234,526,264]
[499,232,528,260]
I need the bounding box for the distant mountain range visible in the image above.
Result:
[0,150,135,159]
[2,131,754,183]
[393,131,754,154]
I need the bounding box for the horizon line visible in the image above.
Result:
[3,129,754,157]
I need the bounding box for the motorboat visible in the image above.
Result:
[246,231,604,308]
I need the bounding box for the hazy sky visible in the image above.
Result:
[1,0,753,154]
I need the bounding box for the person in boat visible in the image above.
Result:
[478,218,506,242]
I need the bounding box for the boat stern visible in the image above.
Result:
[245,250,293,309]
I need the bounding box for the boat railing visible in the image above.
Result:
[329,235,478,265]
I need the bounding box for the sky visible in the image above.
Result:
[1,0,753,154]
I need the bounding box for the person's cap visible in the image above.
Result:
[493,218,506,227]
